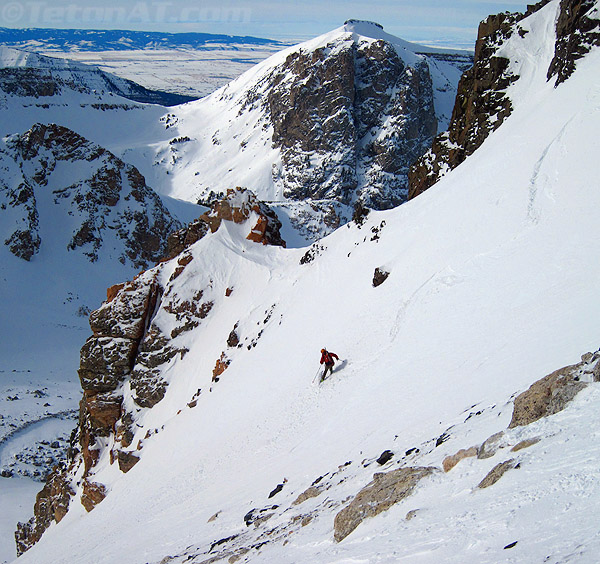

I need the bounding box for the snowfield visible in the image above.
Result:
[8,1,600,563]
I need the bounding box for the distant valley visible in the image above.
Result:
[0,27,292,98]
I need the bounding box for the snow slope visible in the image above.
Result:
[11,2,600,562]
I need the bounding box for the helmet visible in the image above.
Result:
[321,348,326,353]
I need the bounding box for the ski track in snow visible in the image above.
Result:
[526,118,571,225]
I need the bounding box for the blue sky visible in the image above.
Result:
[0,1,532,49]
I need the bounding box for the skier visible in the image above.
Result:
[319,348,339,382]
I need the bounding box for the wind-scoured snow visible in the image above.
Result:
[10,1,600,561]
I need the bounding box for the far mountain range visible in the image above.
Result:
[0,27,285,51]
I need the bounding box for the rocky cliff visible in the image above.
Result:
[15,187,285,555]
[261,31,438,209]
[407,0,597,198]
[547,0,600,84]
[0,123,180,268]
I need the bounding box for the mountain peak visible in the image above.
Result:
[343,19,385,33]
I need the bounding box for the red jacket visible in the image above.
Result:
[320,350,339,365]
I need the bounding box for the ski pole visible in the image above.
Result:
[312,365,321,383]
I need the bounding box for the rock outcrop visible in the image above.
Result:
[477,459,519,489]
[0,123,180,267]
[408,0,559,199]
[508,350,599,428]
[333,466,436,542]
[200,188,286,248]
[15,188,286,553]
[442,447,478,472]
[547,0,600,85]
[165,188,285,261]
[15,466,74,556]
[408,10,523,198]
[261,31,438,209]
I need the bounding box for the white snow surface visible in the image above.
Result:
[10,3,600,562]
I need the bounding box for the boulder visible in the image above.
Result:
[372,268,390,288]
[333,466,436,542]
[80,480,107,512]
[511,437,541,452]
[212,352,230,382]
[116,450,140,473]
[477,431,505,459]
[508,361,588,428]
[227,326,240,348]
[442,446,478,472]
[293,486,323,506]
[477,459,518,489]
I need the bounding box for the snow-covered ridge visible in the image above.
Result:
[0,45,94,69]
[0,45,194,105]
[342,18,473,57]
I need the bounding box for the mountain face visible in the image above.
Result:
[0,46,194,105]
[0,123,180,268]
[261,30,437,209]
[1,25,469,245]
[14,187,285,555]
[145,21,470,240]
[408,0,600,198]
[12,1,600,561]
